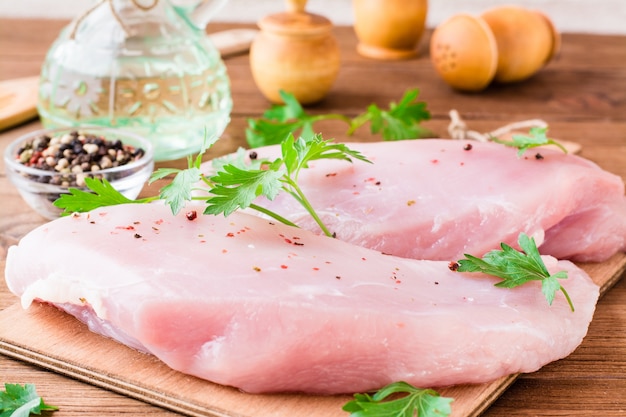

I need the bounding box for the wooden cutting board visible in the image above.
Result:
[0,76,40,131]
[1,253,625,417]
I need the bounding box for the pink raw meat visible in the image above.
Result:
[5,203,599,394]
[209,139,626,262]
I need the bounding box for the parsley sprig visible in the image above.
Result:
[147,135,214,215]
[246,89,432,148]
[204,133,370,236]
[347,89,433,141]
[454,233,574,311]
[53,176,141,213]
[343,381,453,417]
[1,383,58,417]
[54,133,370,237]
[491,126,567,157]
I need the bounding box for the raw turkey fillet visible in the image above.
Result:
[207,139,626,262]
[6,203,599,394]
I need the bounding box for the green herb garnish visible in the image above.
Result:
[54,176,141,213]
[454,232,574,311]
[1,383,58,416]
[491,126,567,157]
[347,89,432,141]
[205,133,370,236]
[246,89,432,148]
[54,133,370,237]
[147,129,220,214]
[343,381,453,417]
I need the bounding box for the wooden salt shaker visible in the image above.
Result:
[249,0,340,104]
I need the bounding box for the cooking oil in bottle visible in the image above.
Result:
[38,0,232,161]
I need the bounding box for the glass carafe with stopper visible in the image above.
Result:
[38,0,232,161]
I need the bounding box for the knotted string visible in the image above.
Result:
[447,109,548,142]
[69,0,159,39]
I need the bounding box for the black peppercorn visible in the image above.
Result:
[14,131,146,188]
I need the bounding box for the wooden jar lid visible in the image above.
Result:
[258,12,332,37]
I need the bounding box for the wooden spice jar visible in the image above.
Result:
[353,0,428,60]
[249,2,340,104]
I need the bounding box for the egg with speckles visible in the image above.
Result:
[430,14,498,92]
[481,5,560,84]
[430,7,560,92]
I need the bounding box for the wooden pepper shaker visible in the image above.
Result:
[249,0,340,104]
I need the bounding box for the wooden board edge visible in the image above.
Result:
[466,375,519,417]
[580,252,626,296]
[0,339,235,417]
[599,262,626,295]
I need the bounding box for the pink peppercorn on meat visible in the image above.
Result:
[211,139,626,262]
[6,203,599,394]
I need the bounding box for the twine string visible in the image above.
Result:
[69,0,159,39]
[448,109,548,142]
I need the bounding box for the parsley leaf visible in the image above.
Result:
[204,162,284,216]
[54,177,145,215]
[147,132,219,215]
[491,127,567,157]
[281,132,370,178]
[455,233,574,311]
[1,383,58,417]
[246,89,431,148]
[343,381,453,417]
[205,133,371,236]
[350,89,432,140]
[151,167,203,215]
[246,90,335,148]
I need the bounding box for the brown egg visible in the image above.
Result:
[430,14,498,92]
[481,5,560,83]
[535,10,561,67]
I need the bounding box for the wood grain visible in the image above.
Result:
[1,18,626,417]
[0,76,39,131]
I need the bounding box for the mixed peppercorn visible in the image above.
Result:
[14,130,145,187]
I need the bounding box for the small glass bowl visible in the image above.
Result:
[4,126,154,220]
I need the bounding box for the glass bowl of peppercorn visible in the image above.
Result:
[4,126,154,220]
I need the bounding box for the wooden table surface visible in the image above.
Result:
[1,18,625,416]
